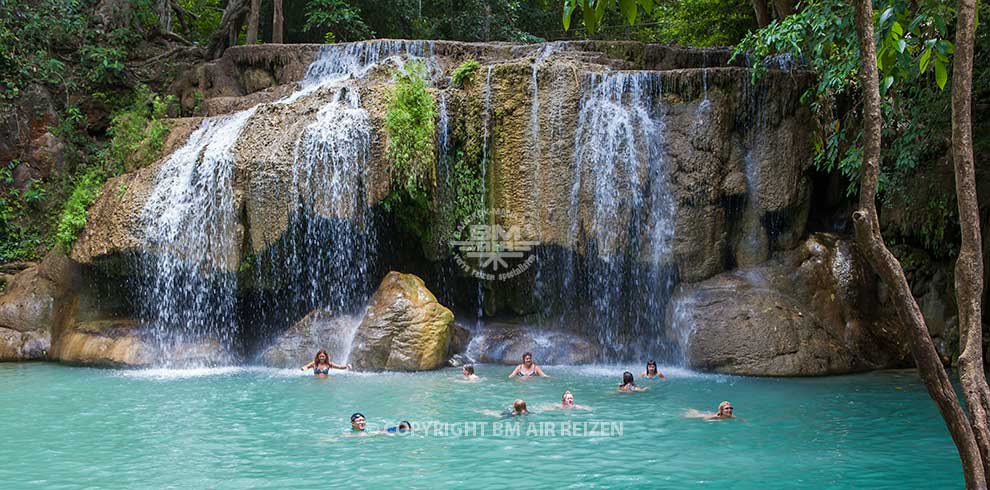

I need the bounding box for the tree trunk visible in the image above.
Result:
[771,0,794,18]
[207,0,250,59]
[850,0,988,488]
[952,0,990,478]
[272,0,284,44]
[246,0,261,44]
[752,0,771,27]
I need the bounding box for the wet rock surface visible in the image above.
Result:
[671,233,910,376]
[467,322,600,365]
[258,310,361,368]
[349,271,454,371]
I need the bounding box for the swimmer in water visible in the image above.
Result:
[462,364,479,380]
[685,401,736,420]
[351,413,367,432]
[503,399,530,417]
[707,401,735,420]
[618,371,647,392]
[300,349,351,377]
[508,352,549,378]
[641,360,665,379]
[386,421,412,433]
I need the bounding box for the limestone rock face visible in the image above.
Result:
[467,323,599,365]
[259,310,361,368]
[349,272,453,371]
[671,233,909,376]
[0,251,80,360]
[51,319,231,367]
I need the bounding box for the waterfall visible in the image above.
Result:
[139,107,257,361]
[137,41,440,364]
[555,71,676,360]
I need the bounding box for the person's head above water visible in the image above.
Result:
[398,421,412,432]
[522,352,533,367]
[622,371,635,386]
[717,401,734,418]
[513,399,528,414]
[314,349,329,366]
[463,364,475,376]
[350,412,366,431]
[646,360,658,375]
[561,391,575,407]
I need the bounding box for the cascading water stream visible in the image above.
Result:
[138,40,438,364]
[558,71,676,360]
[139,107,257,362]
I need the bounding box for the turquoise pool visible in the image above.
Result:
[0,364,962,489]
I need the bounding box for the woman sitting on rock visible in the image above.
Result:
[300,349,351,377]
[618,371,647,392]
[508,352,549,378]
[641,360,665,379]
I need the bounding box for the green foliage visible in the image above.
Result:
[732,0,981,256]
[385,62,437,200]
[383,62,437,239]
[451,60,481,87]
[304,0,372,41]
[0,162,44,261]
[104,86,174,173]
[54,166,106,251]
[562,0,656,36]
[177,0,224,44]
[450,151,485,238]
[644,0,757,46]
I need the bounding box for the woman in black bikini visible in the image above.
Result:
[508,352,550,378]
[300,349,351,377]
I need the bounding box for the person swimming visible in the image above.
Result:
[508,352,549,378]
[561,391,575,408]
[462,364,479,380]
[300,349,351,377]
[707,401,735,420]
[684,401,736,420]
[386,421,412,433]
[618,371,647,392]
[641,360,665,379]
[351,413,367,431]
[503,399,530,417]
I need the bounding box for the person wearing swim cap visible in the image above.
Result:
[350,413,367,431]
[386,421,412,433]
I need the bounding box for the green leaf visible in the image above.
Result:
[879,7,895,28]
[619,0,637,25]
[919,47,932,73]
[890,21,903,38]
[563,0,575,30]
[882,75,894,93]
[637,0,654,11]
[582,0,598,35]
[934,58,947,89]
[896,39,906,53]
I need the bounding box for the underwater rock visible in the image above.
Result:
[349,272,454,371]
[467,323,599,365]
[258,311,361,368]
[671,233,910,376]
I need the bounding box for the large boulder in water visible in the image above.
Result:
[258,311,360,368]
[0,251,81,361]
[349,272,453,371]
[466,322,599,365]
[670,233,910,376]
